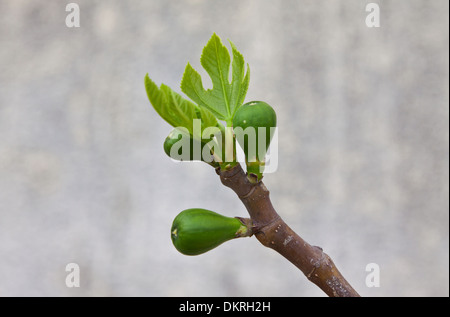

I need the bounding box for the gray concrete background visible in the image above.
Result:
[0,0,448,296]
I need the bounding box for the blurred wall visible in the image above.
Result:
[0,0,448,296]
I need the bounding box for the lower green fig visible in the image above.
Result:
[171,208,251,256]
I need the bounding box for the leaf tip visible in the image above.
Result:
[180,63,192,89]
[228,39,236,49]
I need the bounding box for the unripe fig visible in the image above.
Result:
[171,208,251,256]
[163,129,218,167]
[232,101,277,181]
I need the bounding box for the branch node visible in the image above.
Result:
[313,245,323,252]
[238,186,256,200]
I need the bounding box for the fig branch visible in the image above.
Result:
[217,164,360,297]
[146,33,360,297]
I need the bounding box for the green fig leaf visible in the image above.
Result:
[180,33,250,123]
[145,74,218,136]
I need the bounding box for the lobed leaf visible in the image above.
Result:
[181,33,250,123]
[145,74,218,136]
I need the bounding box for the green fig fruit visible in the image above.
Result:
[171,208,251,256]
[163,129,218,167]
[232,101,277,181]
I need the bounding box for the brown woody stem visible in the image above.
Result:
[216,164,360,297]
